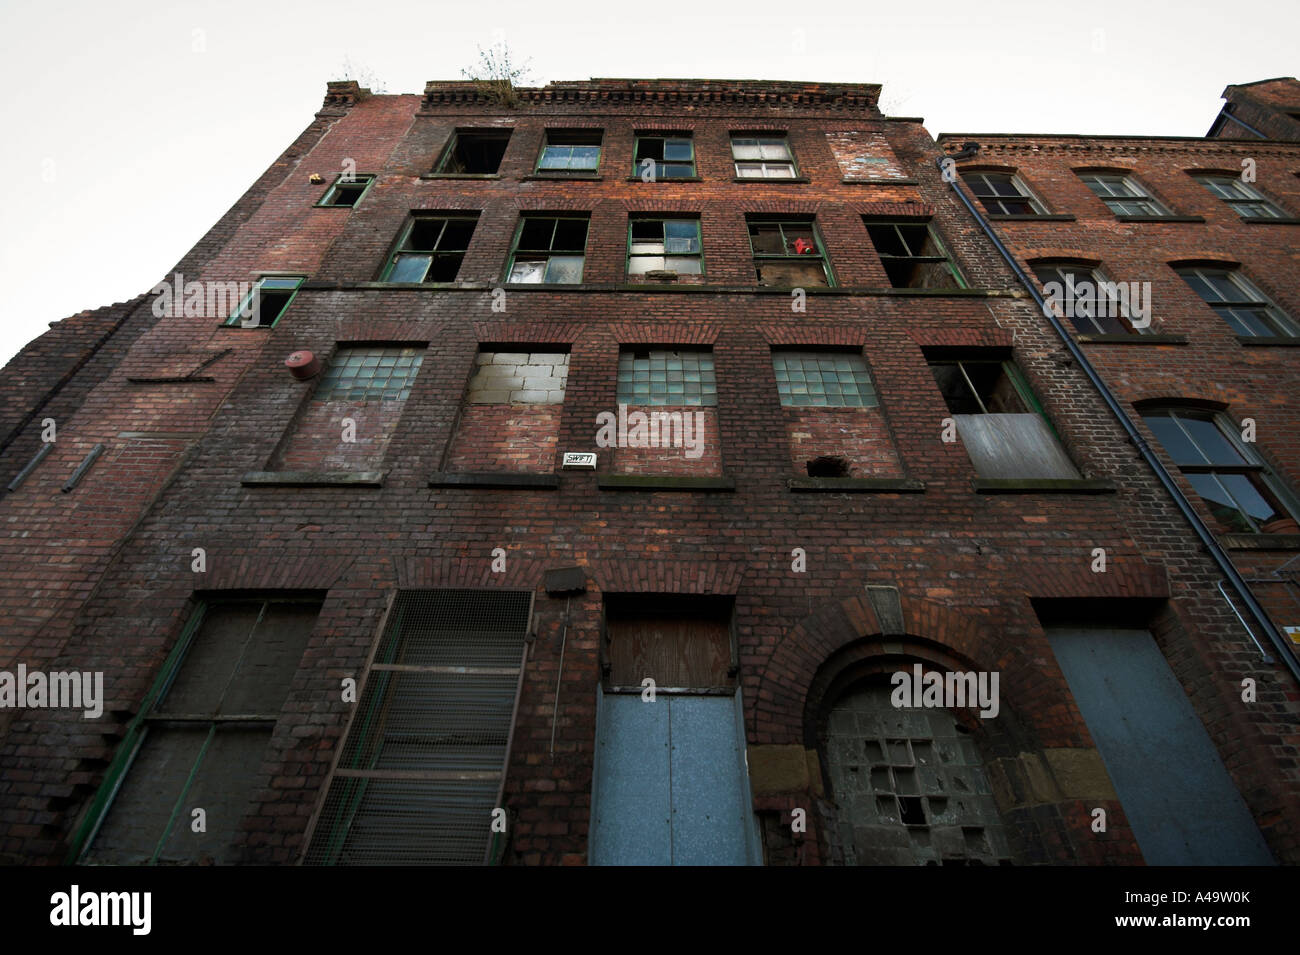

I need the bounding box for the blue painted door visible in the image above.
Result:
[590,690,761,865]
[1047,627,1273,865]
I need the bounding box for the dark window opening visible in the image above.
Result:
[228,276,304,328]
[319,174,375,207]
[437,131,511,175]
[634,135,695,178]
[807,455,850,477]
[748,219,831,287]
[383,216,478,283]
[509,216,589,284]
[865,220,963,289]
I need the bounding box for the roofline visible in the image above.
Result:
[935,132,1300,145]
[1222,76,1297,93]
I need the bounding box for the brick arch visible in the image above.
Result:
[1023,250,1103,267]
[753,592,998,746]
[1128,388,1234,409]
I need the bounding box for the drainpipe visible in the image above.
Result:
[936,150,1300,683]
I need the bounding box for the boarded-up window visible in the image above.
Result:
[83,597,321,864]
[605,595,734,688]
[304,589,532,865]
[928,357,1080,480]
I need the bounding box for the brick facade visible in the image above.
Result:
[1,77,1297,866]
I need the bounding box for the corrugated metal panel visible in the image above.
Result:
[1047,627,1274,865]
[956,413,1081,479]
[590,690,761,865]
[304,589,531,865]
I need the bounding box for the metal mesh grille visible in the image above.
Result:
[304,589,531,865]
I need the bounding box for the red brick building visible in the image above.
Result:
[1,76,1296,866]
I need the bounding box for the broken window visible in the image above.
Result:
[1032,263,1141,336]
[226,276,304,328]
[1175,265,1297,338]
[317,173,375,207]
[382,216,477,283]
[435,130,511,175]
[1142,407,1300,534]
[1192,174,1287,219]
[617,349,716,406]
[822,680,1011,865]
[536,129,602,173]
[314,346,424,402]
[928,355,1081,480]
[864,219,964,289]
[1078,172,1171,217]
[81,596,322,864]
[748,218,832,287]
[633,134,696,179]
[627,218,703,275]
[961,171,1046,216]
[732,135,796,178]
[508,216,588,284]
[304,589,533,865]
[771,351,877,407]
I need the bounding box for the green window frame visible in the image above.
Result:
[72,595,323,865]
[731,134,797,178]
[633,135,696,179]
[435,130,511,175]
[1078,172,1172,217]
[536,129,602,173]
[961,171,1046,215]
[627,217,703,276]
[1142,407,1300,534]
[864,219,967,289]
[928,358,1044,418]
[1175,266,1297,338]
[1192,174,1288,219]
[507,215,589,284]
[747,218,833,287]
[225,275,305,328]
[380,216,478,283]
[316,173,376,208]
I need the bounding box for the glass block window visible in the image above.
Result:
[1078,173,1171,216]
[627,218,703,275]
[961,172,1046,216]
[382,216,478,283]
[1175,266,1297,338]
[314,346,426,401]
[616,349,717,406]
[1193,174,1288,219]
[732,135,796,178]
[634,135,695,179]
[771,351,877,407]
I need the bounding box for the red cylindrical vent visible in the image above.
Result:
[285,350,321,380]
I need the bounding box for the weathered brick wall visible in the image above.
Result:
[783,406,903,477]
[445,405,561,473]
[1214,78,1300,140]
[0,80,1296,869]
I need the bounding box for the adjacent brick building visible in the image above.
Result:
[1,75,1297,866]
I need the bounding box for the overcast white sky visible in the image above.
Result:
[1,0,1296,368]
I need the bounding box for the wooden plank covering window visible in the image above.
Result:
[605,595,734,689]
[303,589,532,866]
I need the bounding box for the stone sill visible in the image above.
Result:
[429,471,558,489]
[419,173,501,180]
[985,214,1077,222]
[1076,334,1188,345]
[597,474,735,491]
[1238,336,1300,346]
[788,476,926,493]
[1114,215,1206,223]
[335,281,1022,298]
[1221,533,1300,551]
[242,470,385,487]
[732,177,812,184]
[1240,217,1300,225]
[972,477,1117,494]
[840,178,920,185]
